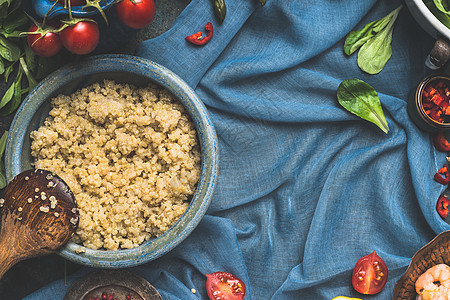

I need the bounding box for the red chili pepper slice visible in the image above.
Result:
[185,22,214,45]
[433,132,450,152]
[434,164,450,185]
[422,79,450,123]
[436,195,450,219]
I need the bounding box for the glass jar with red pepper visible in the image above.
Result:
[408,74,450,132]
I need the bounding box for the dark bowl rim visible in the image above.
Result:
[4,54,219,268]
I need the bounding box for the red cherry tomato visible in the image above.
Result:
[352,251,388,295]
[59,20,99,55]
[433,131,450,152]
[206,272,246,300]
[57,0,86,6]
[27,24,62,57]
[115,0,155,29]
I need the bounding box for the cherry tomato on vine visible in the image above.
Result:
[115,0,155,29]
[206,271,246,300]
[27,24,62,57]
[59,20,99,55]
[352,251,388,295]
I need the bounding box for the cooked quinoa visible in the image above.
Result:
[30,80,201,250]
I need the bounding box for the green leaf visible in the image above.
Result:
[434,0,450,15]
[7,68,22,109]
[357,22,394,74]
[0,76,15,109]
[4,62,14,81]
[344,19,379,55]
[0,68,23,115]
[356,5,402,74]
[0,36,21,62]
[425,0,450,28]
[0,57,4,74]
[337,78,389,134]
[0,130,8,189]
[20,55,36,91]
[2,7,29,33]
[0,0,10,9]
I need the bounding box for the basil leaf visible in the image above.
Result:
[0,36,20,62]
[356,5,402,74]
[4,62,13,81]
[0,68,23,115]
[3,7,28,33]
[0,77,14,109]
[337,79,389,134]
[24,42,35,72]
[0,130,8,189]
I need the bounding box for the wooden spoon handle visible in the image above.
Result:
[0,228,21,279]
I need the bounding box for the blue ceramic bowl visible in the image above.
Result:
[5,54,219,268]
[29,0,115,19]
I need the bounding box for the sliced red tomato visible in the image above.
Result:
[206,271,246,300]
[433,131,450,152]
[352,251,388,295]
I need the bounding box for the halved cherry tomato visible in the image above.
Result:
[206,271,246,300]
[352,251,388,295]
[433,131,450,152]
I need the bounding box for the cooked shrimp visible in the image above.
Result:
[415,264,450,300]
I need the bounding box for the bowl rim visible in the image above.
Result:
[4,54,219,268]
[408,0,450,40]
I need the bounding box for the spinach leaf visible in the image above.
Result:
[425,0,450,29]
[357,16,395,75]
[344,19,379,55]
[0,131,8,189]
[337,79,389,134]
[344,5,402,74]
[434,0,450,15]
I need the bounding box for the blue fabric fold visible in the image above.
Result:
[25,0,450,299]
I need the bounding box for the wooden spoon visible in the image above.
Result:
[0,169,79,279]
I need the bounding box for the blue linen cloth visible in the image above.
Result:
[25,0,450,299]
